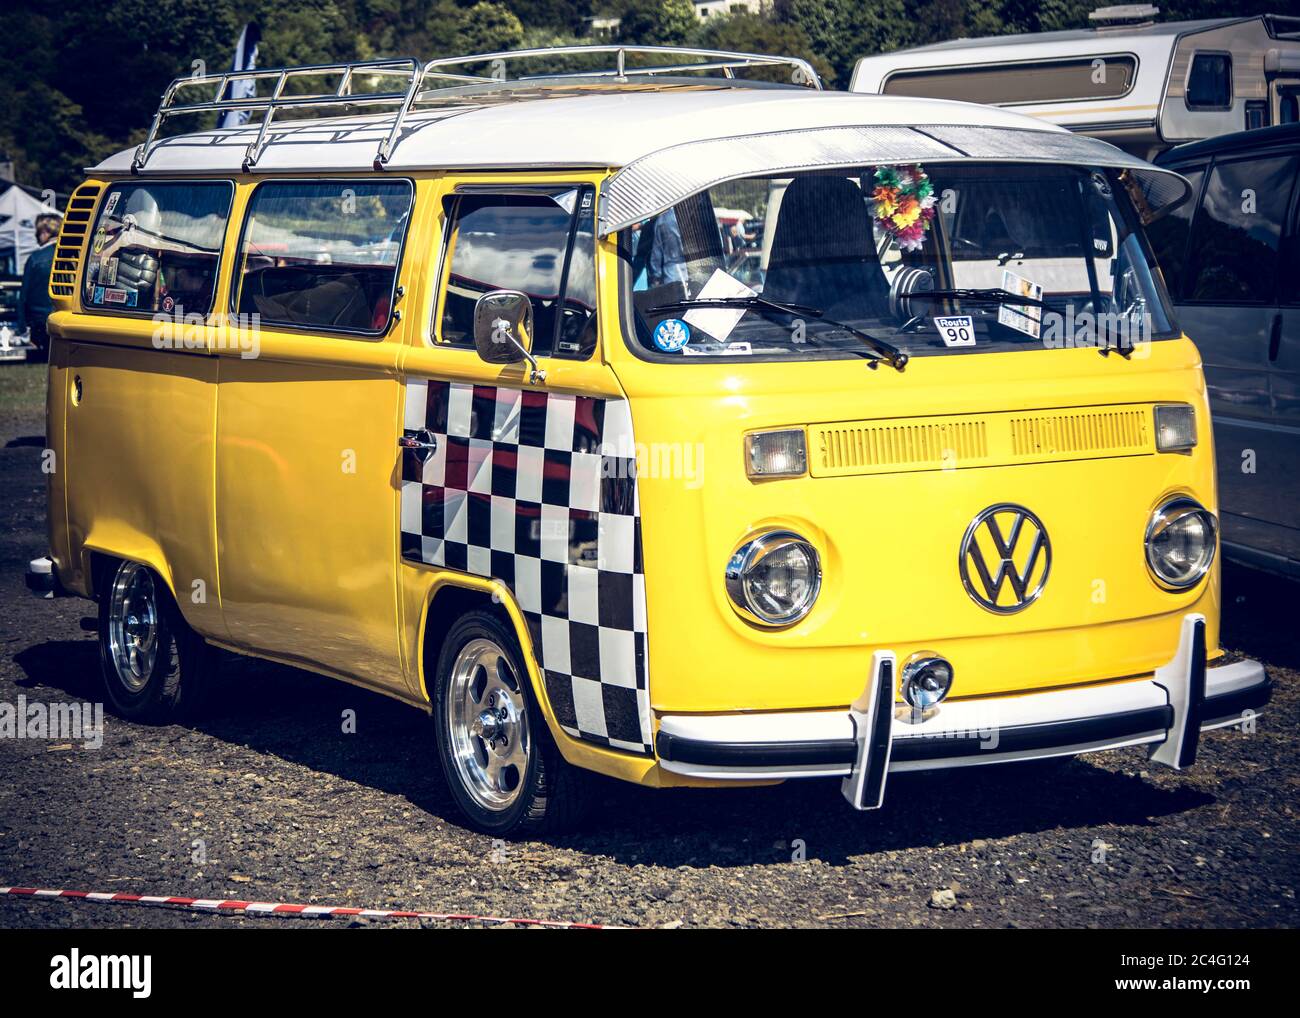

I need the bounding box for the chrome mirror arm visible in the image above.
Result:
[505,334,545,385]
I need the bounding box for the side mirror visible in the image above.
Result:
[473,290,545,383]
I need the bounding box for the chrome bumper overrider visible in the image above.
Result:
[654,615,1271,810]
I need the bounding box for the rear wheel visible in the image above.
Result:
[433,610,588,836]
[98,560,213,723]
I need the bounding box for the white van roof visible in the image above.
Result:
[92,87,1064,177]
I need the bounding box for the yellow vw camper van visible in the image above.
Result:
[28,47,1270,834]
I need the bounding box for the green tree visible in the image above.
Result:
[457,1,527,55]
[697,12,832,86]
[249,0,355,66]
[616,0,699,47]
[776,0,911,84]
[504,0,596,33]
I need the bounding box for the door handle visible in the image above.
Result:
[398,429,438,463]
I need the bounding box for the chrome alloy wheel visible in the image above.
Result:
[107,563,160,693]
[447,637,530,812]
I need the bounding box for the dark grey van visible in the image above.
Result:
[1153,125,1300,578]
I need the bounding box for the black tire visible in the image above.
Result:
[97,560,214,723]
[433,610,589,837]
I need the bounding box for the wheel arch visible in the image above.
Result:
[417,575,548,713]
[84,542,178,606]
[416,573,657,785]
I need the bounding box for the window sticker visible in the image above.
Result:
[101,191,121,219]
[933,315,976,347]
[997,270,1043,339]
[653,317,691,352]
[101,287,138,307]
[682,268,755,342]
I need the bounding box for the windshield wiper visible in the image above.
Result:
[900,287,1053,311]
[646,295,908,371]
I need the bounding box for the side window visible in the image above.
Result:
[1145,164,1204,301]
[557,192,598,358]
[438,187,597,359]
[83,182,232,316]
[1184,155,1298,304]
[1186,53,1232,111]
[235,180,412,335]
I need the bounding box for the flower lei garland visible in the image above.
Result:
[871,165,937,252]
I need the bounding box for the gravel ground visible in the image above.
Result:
[1,365,1296,929]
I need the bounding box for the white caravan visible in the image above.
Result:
[851,6,1300,159]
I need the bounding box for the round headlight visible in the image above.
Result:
[1145,496,1217,589]
[725,531,821,626]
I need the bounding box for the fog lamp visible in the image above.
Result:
[900,653,954,709]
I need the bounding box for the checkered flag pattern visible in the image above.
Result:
[400,380,653,755]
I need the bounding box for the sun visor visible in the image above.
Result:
[598,124,1192,235]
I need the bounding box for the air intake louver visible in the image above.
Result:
[817,419,988,472]
[1009,408,1148,457]
[48,182,103,299]
[809,406,1156,477]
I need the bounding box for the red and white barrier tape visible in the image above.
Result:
[0,885,615,929]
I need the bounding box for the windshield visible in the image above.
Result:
[623,163,1178,361]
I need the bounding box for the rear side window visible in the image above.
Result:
[437,187,597,359]
[1145,165,1204,301]
[235,180,413,335]
[83,182,232,316]
[1184,156,1298,304]
[1186,53,1232,110]
[881,56,1138,104]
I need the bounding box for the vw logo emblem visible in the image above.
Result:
[959,504,1051,614]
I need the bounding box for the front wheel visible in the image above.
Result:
[98,560,213,723]
[433,611,588,836]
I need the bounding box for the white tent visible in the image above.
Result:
[0,185,55,275]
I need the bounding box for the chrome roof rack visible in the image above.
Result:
[419,44,822,89]
[132,58,424,173]
[130,45,822,174]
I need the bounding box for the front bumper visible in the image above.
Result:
[655,615,1270,809]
